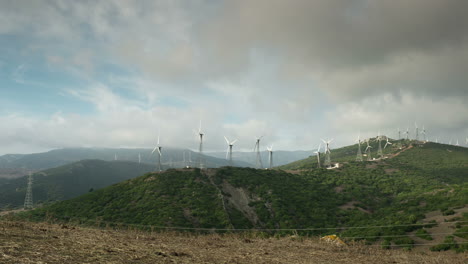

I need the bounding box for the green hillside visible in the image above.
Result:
[0,160,155,209]
[281,139,427,170]
[12,142,468,250]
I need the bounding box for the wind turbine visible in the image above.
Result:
[384,137,392,149]
[456,139,460,146]
[465,137,468,146]
[267,145,274,169]
[421,126,427,142]
[415,123,419,141]
[194,120,204,169]
[365,139,372,161]
[253,136,264,169]
[151,133,162,172]
[321,138,333,168]
[356,133,363,162]
[224,136,237,166]
[377,132,383,158]
[406,127,409,140]
[314,143,321,168]
[398,127,401,140]
[138,153,141,164]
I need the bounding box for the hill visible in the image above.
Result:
[0,160,155,209]
[0,147,253,172]
[12,141,468,251]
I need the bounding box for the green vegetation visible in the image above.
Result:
[0,160,155,209]
[415,229,432,240]
[8,141,468,252]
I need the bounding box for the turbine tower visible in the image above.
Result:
[356,134,363,162]
[415,123,419,141]
[365,139,373,161]
[267,145,273,169]
[224,136,237,166]
[151,134,162,172]
[138,153,141,164]
[314,143,321,168]
[406,127,409,140]
[456,139,459,146]
[421,126,427,142]
[24,172,33,210]
[253,136,264,169]
[465,137,468,146]
[398,127,401,140]
[196,120,205,169]
[321,138,333,168]
[377,132,383,159]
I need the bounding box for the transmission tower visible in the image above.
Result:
[24,172,33,210]
[377,136,383,158]
[356,140,363,162]
[254,137,263,169]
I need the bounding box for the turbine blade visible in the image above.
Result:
[157,148,162,156]
[151,146,158,154]
[231,139,238,145]
[224,136,229,145]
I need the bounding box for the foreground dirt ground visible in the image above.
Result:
[0,221,466,264]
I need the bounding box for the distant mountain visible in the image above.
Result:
[0,147,253,172]
[206,150,311,167]
[20,141,468,250]
[0,159,155,209]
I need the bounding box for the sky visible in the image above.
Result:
[1,0,468,155]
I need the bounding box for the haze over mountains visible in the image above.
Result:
[0,147,258,174]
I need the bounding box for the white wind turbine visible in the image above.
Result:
[321,138,333,167]
[356,133,363,162]
[365,139,373,161]
[384,137,393,149]
[151,133,162,172]
[267,145,274,169]
[415,122,419,141]
[314,143,322,168]
[194,120,205,169]
[456,139,459,146]
[421,126,427,142]
[377,131,383,158]
[224,136,237,166]
[254,136,264,169]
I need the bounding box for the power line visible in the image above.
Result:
[27,217,468,232]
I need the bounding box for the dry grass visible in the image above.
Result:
[1,221,467,264]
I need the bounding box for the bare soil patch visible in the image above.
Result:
[1,221,466,264]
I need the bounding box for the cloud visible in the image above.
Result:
[1,1,468,155]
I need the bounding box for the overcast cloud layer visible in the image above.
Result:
[0,0,467,155]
